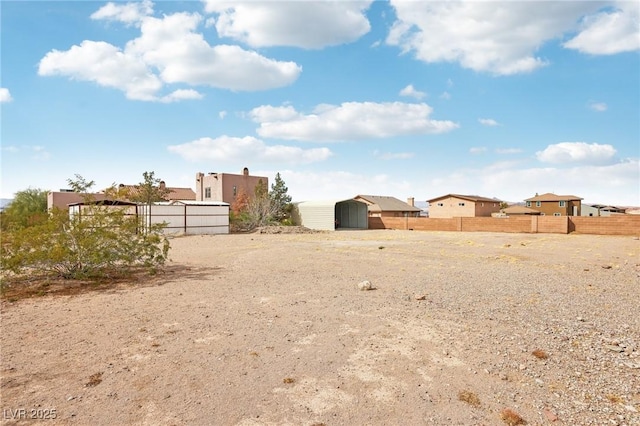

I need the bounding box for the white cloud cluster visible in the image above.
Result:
[279,169,414,202]
[478,118,500,127]
[90,0,153,25]
[167,136,332,164]
[469,147,487,155]
[588,101,608,112]
[373,150,414,160]
[563,1,640,55]
[386,1,634,75]
[435,158,640,205]
[536,142,617,165]
[250,102,458,142]
[1,145,50,160]
[38,2,301,101]
[399,84,426,100]
[202,0,372,49]
[0,88,13,103]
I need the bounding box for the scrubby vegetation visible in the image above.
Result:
[230,173,293,232]
[1,174,169,285]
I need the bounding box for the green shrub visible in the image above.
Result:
[1,205,169,280]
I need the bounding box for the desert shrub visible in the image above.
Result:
[1,175,170,280]
[1,188,48,231]
[1,205,169,279]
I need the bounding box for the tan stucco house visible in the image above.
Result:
[427,194,502,218]
[353,195,422,218]
[524,193,582,216]
[48,181,195,210]
[195,167,268,204]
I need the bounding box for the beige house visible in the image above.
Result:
[502,205,541,215]
[196,167,268,204]
[48,181,195,210]
[353,195,422,217]
[524,193,582,216]
[427,194,502,218]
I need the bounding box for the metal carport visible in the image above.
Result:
[294,199,368,231]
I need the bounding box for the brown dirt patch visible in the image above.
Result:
[1,230,639,425]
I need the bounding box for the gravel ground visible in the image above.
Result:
[1,230,639,425]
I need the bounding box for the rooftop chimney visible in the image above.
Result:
[407,197,415,207]
[243,167,249,176]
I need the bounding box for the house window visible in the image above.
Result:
[559,201,566,207]
[233,185,237,196]
[536,201,541,207]
[526,201,531,207]
[553,213,561,216]
[480,203,484,207]
[204,187,211,198]
[458,202,465,206]
[437,203,444,207]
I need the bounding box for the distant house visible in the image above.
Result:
[117,181,195,202]
[427,194,502,218]
[48,190,109,211]
[581,204,626,217]
[353,195,422,218]
[524,193,582,216]
[48,181,195,210]
[502,205,541,216]
[195,167,268,205]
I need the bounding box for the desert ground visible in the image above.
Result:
[1,229,639,426]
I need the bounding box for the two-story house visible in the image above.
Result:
[524,193,582,216]
[195,167,268,204]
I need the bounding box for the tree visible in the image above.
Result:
[269,173,292,222]
[1,188,49,230]
[245,180,277,229]
[126,171,170,205]
[125,171,170,232]
[231,187,250,215]
[1,175,169,280]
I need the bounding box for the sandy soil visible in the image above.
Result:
[1,230,639,425]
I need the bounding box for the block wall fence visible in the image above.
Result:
[368,215,640,236]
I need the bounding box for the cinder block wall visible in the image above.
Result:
[570,216,640,235]
[371,215,640,236]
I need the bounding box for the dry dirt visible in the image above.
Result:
[1,230,639,425]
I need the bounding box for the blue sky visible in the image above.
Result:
[1,0,639,206]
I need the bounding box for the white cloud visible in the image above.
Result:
[386,1,605,75]
[38,11,301,101]
[399,84,426,100]
[90,0,153,25]
[373,150,414,160]
[536,142,617,165]
[250,102,458,142]
[167,136,332,164]
[478,118,500,127]
[495,148,523,155]
[31,146,51,161]
[160,89,204,103]
[127,13,301,90]
[427,157,639,205]
[588,101,608,112]
[219,111,227,119]
[469,147,487,155]
[278,170,414,202]
[38,40,165,101]
[564,1,640,55]
[203,1,373,49]
[439,91,451,100]
[1,145,19,153]
[0,88,13,103]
